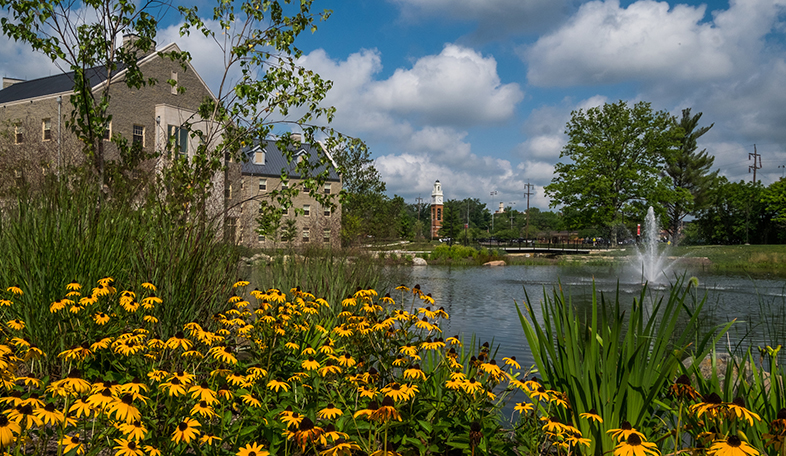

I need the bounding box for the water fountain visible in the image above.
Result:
[635,206,674,284]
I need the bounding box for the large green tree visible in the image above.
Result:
[545,100,679,244]
[662,108,717,244]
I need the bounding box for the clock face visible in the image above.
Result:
[436,196,443,205]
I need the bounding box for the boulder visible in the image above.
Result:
[483,260,506,267]
[412,257,428,266]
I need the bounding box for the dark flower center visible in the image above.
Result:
[128,441,136,450]
[44,403,55,412]
[299,417,314,431]
[171,378,182,385]
[727,436,742,447]
[704,393,723,404]
[0,416,8,426]
[381,397,394,407]
[778,408,786,420]
[470,421,481,432]
[732,397,746,408]
[175,332,184,339]
[676,374,691,385]
[178,422,188,431]
[101,388,112,397]
[122,394,133,405]
[199,401,207,408]
[71,436,80,444]
[627,434,642,446]
[620,421,632,430]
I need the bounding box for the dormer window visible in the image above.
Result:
[296,149,307,163]
[253,147,265,164]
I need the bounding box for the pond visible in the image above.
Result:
[384,263,786,387]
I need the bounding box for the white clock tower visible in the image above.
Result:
[430,180,443,239]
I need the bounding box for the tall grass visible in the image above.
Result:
[517,278,733,455]
[0,178,238,372]
[251,247,385,308]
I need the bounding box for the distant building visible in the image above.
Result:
[226,138,341,249]
[431,180,443,239]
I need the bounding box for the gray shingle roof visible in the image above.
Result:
[241,139,340,181]
[0,66,114,104]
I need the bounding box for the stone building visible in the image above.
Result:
[226,138,342,249]
[0,36,342,249]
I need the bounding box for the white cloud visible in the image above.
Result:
[525,0,786,87]
[369,44,523,127]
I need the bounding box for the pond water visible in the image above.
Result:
[384,263,786,385]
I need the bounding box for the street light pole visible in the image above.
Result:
[490,191,498,233]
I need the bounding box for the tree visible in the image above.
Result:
[662,108,717,244]
[762,178,786,225]
[438,201,463,243]
[545,100,678,244]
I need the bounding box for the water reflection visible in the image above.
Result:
[384,264,786,381]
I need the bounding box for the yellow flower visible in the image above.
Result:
[6,319,24,331]
[113,437,143,456]
[237,442,269,456]
[6,286,22,295]
[515,402,534,414]
[118,420,147,441]
[317,403,343,420]
[580,408,604,423]
[503,356,521,369]
[403,365,427,381]
[0,415,21,446]
[171,417,200,444]
[141,282,156,291]
[66,281,81,291]
[233,280,250,288]
[727,397,761,426]
[199,433,222,445]
[614,434,660,456]
[93,312,110,325]
[59,433,85,454]
[302,356,320,370]
[191,400,218,418]
[267,378,290,392]
[607,421,647,443]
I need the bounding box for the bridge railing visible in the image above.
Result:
[475,238,612,251]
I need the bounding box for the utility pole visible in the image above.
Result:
[465,199,470,245]
[415,196,423,239]
[779,164,785,178]
[490,191,498,233]
[749,144,762,184]
[508,202,516,231]
[524,182,534,243]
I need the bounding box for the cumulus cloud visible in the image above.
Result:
[391,0,569,38]
[524,0,786,87]
[368,44,523,127]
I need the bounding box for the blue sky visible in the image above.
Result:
[3,0,785,210]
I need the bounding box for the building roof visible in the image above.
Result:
[242,139,340,181]
[0,66,116,104]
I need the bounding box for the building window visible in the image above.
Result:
[240,178,245,191]
[323,229,331,243]
[302,228,310,242]
[168,125,188,156]
[259,203,265,215]
[437,208,442,221]
[323,206,331,217]
[259,178,266,191]
[133,125,144,145]
[258,233,265,242]
[254,149,265,164]
[103,121,111,140]
[14,124,23,144]
[303,204,310,217]
[42,118,51,141]
[323,182,331,194]
[281,180,288,190]
[170,71,178,95]
[225,184,232,200]
[283,206,289,216]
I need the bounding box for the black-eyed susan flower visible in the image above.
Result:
[233,280,250,288]
[607,421,647,443]
[302,356,320,371]
[421,338,445,350]
[191,400,218,418]
[86,388,115,409]
[461,378,485,395]
[515,402,534,414]
[7,403,42,428]
[372,396,402,422]
[503,356,521,369]
[614,434,660,456]
[113,437,143,456]
[69,398,93,418]
[6,319,24,331]
[159,377,187,397]
[236,441,269,456]
[293,417,324,452]
[106,394,142,423]
[321,438,362,456]
[0,415,20,447]
[403,364,426,381]
[240,393,262,408]
[188,382,217,404]
[319,360,342,377]
[141,282,156,291]
[166,332,192,351]
[118,420,147,441]
[6,286,22,295]
[199,433,222,445]
[669,374,700,401]
[267,378,290,393]
[358,385,377,398]
[58,433,85,454]
[691,393,724,420]
[280,410,305,429]
[580,408,603,423]
[727,397,761,426]
[171,417,200,445]
[92,312,110,325]
[708,435,760,456]
[317,403,343,420]
[208,345,238,365]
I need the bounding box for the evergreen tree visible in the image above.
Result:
[663,108,717,244]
